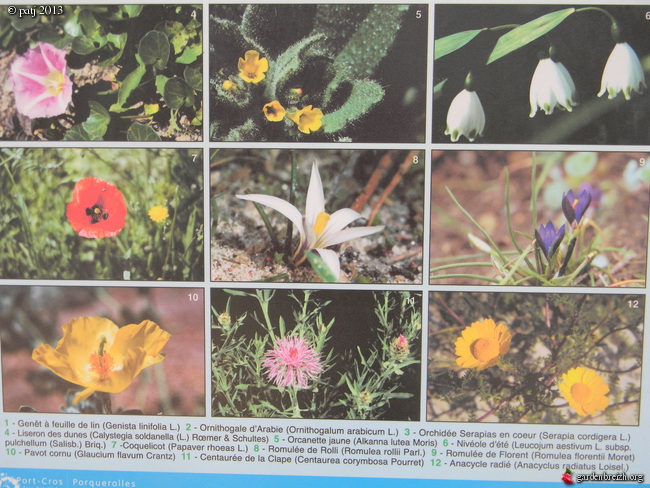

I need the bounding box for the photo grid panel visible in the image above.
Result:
[0,1,649,487]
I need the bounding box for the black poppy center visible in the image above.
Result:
[86,204,109,224]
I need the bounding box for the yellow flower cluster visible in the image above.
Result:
[225,50,324,134]
[453,318,610,417]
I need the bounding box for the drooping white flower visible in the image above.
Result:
[598,42,646,100]
[237,161,384,280]
[529,58,576,117]
[444,89,485,142]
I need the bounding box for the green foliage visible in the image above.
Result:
[431,152,647,287]
[428,292,643,424]
[435,29,485,60]
[488,9,575,64]
[210,5,410,141]
[1,5,202,141]
[0,148,203,280]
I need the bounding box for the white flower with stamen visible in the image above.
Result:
[598,42,646,100]
[237,161,384,280]
[529,58,576,117]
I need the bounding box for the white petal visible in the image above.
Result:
[598,42,646,100]
[445,89,485,142]
[305,160,325,228]
[529,59,576,117]
[314,248,340,281]
[236,193,305,245]
[318,225,385,248]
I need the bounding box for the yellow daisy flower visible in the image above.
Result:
[455,318,511,370]
[148,205,169,223]
[559,367,610,417]
[238,50,268,84]
[32,317,170,404]
[263,100,286,121]
[287,105,324,134]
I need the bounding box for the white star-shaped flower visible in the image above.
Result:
[529,58,576,117]
[598,42,646,100]
[237,161,384,280]
[444,89,485,142]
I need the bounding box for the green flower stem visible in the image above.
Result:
[445,187,507,265]
[100,392,112,415]
[285,154,297,256]
[504,168,534,271]
[575,7,617,26]
[498,241,534,285]
[251,201,281,251]
[256,291,276,343]
[430,262,495,272]
[288,387,301,418]
[163,188,180,278]
[430,273,502,284]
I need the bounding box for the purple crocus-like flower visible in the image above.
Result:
[263,336,322,388]
[562,186,592,224]
[535,221,566,259]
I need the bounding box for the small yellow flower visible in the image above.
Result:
[263,100,286,122]
[559,367,610,417]
[32,317,170,404]
[148,205,169,223]
[455,318,511,371]
[287,105,323,134]
[222,80,238,91]
[238,50,268,84]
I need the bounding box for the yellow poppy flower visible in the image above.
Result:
[559,367,610,417]
[455,318,511,370]
[287,105,324,134]
[148,205,169,223]
[263,100,286,122]
[32,317,170,404]
[238,50,268,84]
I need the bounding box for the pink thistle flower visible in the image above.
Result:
[10,42,73,118]
[262,337,322,388]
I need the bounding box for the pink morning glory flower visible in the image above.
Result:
[10,42,73,118]
[262,336,322,389]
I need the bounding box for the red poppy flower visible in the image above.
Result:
[66,177,127,238]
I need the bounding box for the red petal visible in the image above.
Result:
[66,177,127,238]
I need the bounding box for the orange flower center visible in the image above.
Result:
[44,69,66,96]
[313,211,330,235]
[570,382,592,403]
[89,351,114,380]
[470,337,499,362]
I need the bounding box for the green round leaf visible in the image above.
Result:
[11,15,39,32]
[82,101,110,140]
[126,123,162,141]
[564,152,598,178]
[183,65,202,91]
[138,30,170,70]
[163,77,195,110]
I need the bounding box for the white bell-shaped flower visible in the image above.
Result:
[598,42,646,100]
[444,89,485,142]
[529,58,577,117]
